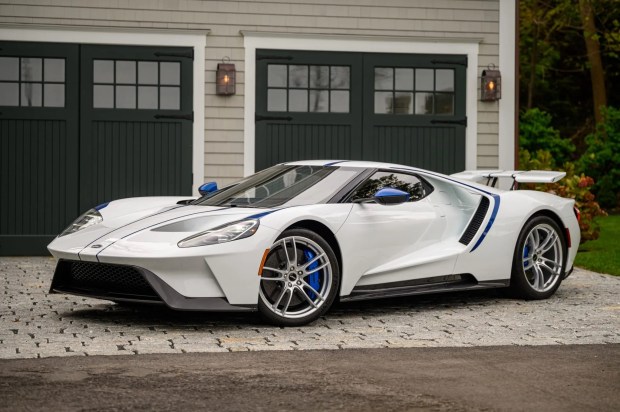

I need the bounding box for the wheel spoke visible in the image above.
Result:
[301,253,325,270]
[533,265,545,290]
[298,286,318,308]
[272,287,287,310]
[291,237,298,266]
[540,257,561,274]
[539,232,558,253]
[260,275,285,281]
[302,281,325,301]
[523,256,534,270]
[532,229,541,249]
[282,289,294,313]
[303,261,329,276]
[283,239,293,267]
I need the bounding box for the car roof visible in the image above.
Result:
[283,160,418,170]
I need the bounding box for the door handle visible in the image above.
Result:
[154,113,193,121]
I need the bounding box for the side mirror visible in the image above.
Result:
[198,182,218,196]
[374,187,410,205]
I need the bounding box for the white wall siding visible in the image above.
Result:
[0,0,505,183]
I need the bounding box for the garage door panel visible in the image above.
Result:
[0,42,79,255]
[367,125,465,175]
[85,120,186,203]
[258,123,355,169]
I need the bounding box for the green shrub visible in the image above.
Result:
[519,108,575,166]
[578,106,620,210]
[520,149,606,242]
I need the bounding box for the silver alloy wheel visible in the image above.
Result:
[522,223,564,293]
[259,236,332,319]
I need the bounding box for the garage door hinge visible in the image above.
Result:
[431,57,468,67]
[255,114,293,122]
[430,117,467,126]
[257,55,293,61]
[154,50,194,60]
[154,112,194,121]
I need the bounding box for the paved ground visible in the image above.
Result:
[1,345,618,411]
[1,257,619,359]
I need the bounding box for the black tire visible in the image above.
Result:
[509,215,567,300]
[258,228,340,326]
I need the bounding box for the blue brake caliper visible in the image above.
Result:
[523,245,530,266]
[304,249,320,300]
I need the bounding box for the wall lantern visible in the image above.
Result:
[216,58,236,96]
[481,65,501,102]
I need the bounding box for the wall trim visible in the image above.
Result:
[243,32,480,176]
[0,25,207,195]
[498,0,517,171]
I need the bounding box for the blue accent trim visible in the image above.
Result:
[470,195,500,252]
[95,202,109,211]
[324,160,348,166]
[375,187,410,198]
[199,182,218,196]
[246,210,277,220]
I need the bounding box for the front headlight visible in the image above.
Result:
[178,219,260,248]
[59,209,103,237]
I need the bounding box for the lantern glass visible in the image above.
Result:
[481,69,501,101]
[216,63,236,96]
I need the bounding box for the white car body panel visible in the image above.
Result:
[47,160,580,311]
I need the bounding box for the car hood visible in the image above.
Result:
[48,197,270,258]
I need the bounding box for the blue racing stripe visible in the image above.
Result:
[324,160,348,166]
[470,195,500,252]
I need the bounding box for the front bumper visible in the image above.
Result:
[49,259,256,312]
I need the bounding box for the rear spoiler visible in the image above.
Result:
[450,170,566,189]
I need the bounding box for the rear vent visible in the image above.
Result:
[459,197,490,245]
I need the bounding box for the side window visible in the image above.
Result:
[348,171,429,202]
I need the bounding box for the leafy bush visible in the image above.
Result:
[578,106,620,210]
[519,108,575,166]
[520,149,606,242]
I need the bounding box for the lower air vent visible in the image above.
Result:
[459,196,490,245]
[52,260,160,300]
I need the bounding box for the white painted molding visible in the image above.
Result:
[0,26,207,195]
[499,0,517,171]
[243,32,480,176]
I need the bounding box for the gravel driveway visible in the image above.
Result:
[1,257,619,359]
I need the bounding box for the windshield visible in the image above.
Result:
[192,165,360,208]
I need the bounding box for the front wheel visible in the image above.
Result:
[510,216,567,300]
[258,228,340,326]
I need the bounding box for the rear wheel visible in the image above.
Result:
[510,216,566,299]
[258,228,339,326]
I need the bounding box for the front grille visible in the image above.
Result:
[53,260,159,300]
[459,196,490,245]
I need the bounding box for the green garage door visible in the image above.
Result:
[0,42,193,256]
[256,50,466,174]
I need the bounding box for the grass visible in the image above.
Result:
[574,214,620,276]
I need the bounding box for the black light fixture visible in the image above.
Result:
[481,64,501,101]
[216,57,236,96]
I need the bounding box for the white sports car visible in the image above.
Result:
[48,161,580,326]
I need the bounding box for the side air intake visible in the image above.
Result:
[459,196,490,245]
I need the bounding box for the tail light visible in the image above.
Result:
[573,206,581,222]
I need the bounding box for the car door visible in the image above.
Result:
[337,170,457,295]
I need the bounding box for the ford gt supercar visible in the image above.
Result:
[48,161,580,326]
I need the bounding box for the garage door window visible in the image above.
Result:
[0,57,65,107]
[374,68,454,115]
[267,64,350,113]
[93,60,181,110]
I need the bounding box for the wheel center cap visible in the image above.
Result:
[288,273,298,282]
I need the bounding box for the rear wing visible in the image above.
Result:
[451,170,566,189]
